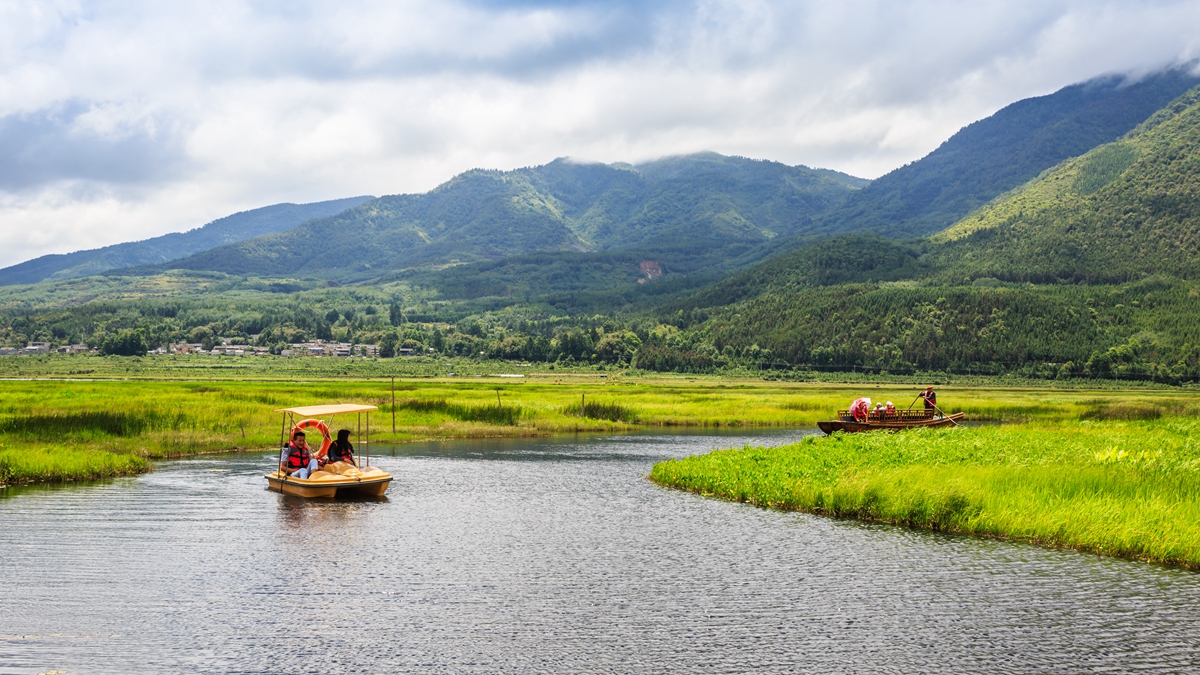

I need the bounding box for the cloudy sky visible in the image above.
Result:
[1,0,1199,268]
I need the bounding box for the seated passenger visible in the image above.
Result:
[884,401,896,417]
[280,430,319,479]
[326,429,357,467]
[850,397,871,422]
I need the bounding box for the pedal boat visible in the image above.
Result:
[265,403,392,498]
[818,408,964,434]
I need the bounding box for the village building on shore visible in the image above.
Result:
[3,338,388,358]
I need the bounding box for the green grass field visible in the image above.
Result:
[2,361,1199,488]
[650,417,1200,568]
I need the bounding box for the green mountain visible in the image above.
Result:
[929,82,1200,283]
[145,154,863,282]
[0,196,373,286]
[662,81,1200,379]
[682,79,1200,305]
[811,68,1200,239]
[119,70,1199,294]
[672,234,928,311]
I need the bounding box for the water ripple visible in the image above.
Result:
[2,429,1198,674]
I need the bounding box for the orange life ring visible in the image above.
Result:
[291,418,332,459]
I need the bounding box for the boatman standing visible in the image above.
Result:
[281,429,319,479]
[920,386,937,410]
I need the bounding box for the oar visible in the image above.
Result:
[932,403,960,426]
[906,394,922,410]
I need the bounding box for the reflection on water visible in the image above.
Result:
[2,428,1199,674]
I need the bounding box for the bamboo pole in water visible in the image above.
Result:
[277,412,288,490]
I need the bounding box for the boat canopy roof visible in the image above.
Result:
[276,403,378,417]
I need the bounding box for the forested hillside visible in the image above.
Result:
[0,196,372,286]
[144,154,861,282]
[654,80,1200,381]
[929,83,1200,282]
[668,235,929,310]
[692,279,1200,380]
[810,68,1200,239]
[678,81,1200,299]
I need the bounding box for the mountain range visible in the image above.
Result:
[131,154,862,283]
[3,68,1196,294]
[666,76,1200,377]
[132,68,1200,291]
[0,196,373,286]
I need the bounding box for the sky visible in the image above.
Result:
[1,0,1199,268]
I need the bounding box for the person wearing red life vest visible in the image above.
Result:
[280,429,319,479]
[920,386,937,410]
[326,429,357,466]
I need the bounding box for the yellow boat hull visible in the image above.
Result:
[265,468,392,498]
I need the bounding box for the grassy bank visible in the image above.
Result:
[0,445,148,485]
[649,419,1200,568]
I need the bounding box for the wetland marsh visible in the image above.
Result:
[5,368,1200,570]
[0,368,1192,485]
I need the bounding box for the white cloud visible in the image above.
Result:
[1,0,1199,267]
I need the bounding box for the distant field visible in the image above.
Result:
[0,353,1188,388]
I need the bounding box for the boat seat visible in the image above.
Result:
[322,461,362,478]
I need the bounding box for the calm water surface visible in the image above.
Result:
[2,429,1199,674]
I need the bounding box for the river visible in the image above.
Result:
[2,429,1198,674]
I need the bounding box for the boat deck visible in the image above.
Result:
[835,408,936,423]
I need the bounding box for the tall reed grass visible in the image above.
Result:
[392,398,524,425]
[2,411,189,438]
[559,400,639,422]
[649,419,1200,568]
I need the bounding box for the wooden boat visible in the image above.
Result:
[265,403,392,498]
[818,408,964,434]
